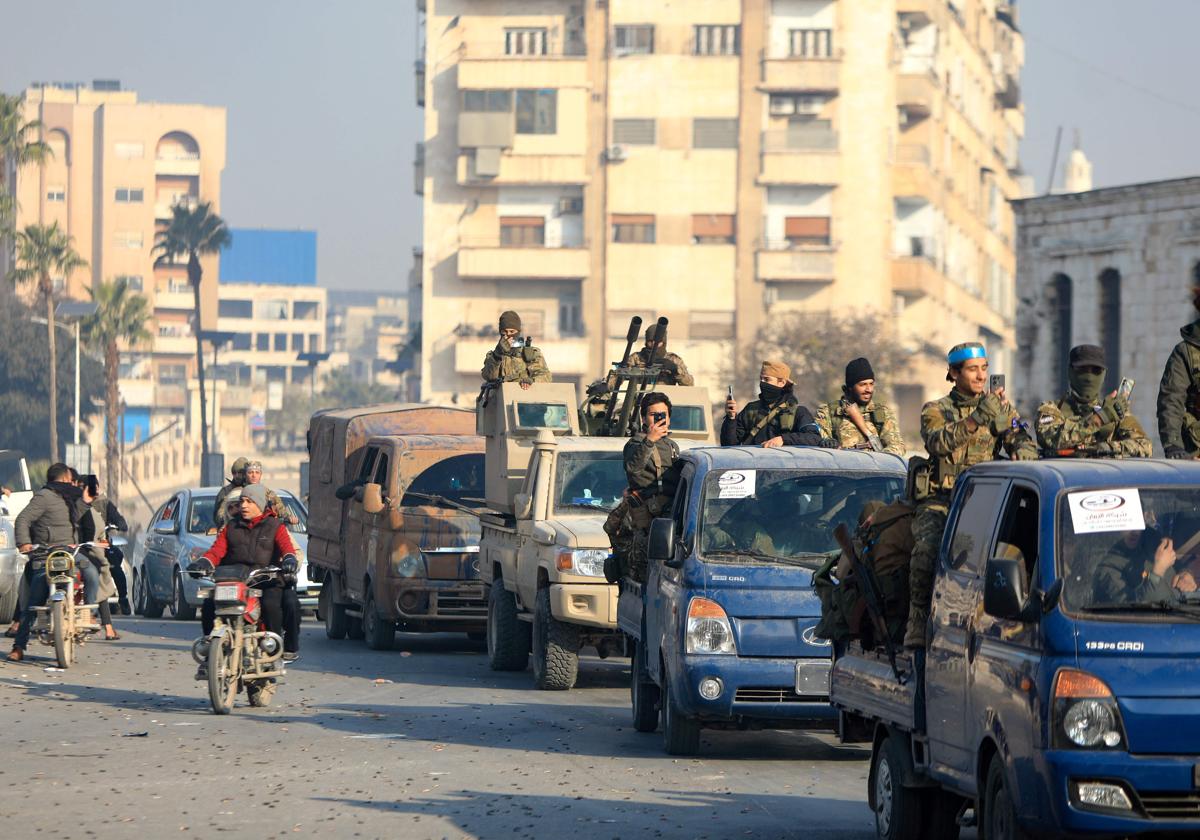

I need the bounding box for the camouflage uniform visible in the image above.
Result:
[626,347,694,387]
[480,339,552,385]
[814,400,906,455]
[1157,321,1200,458]
[616,432,680,582]
[905,389,1037,647]
[1036,393,1152,458]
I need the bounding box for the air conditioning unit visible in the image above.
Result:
[605,145,627,162]
[795,96,824,115]
[558,196,584,215]
[769,97,796,116]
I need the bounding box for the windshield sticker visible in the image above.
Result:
[716,470,756,499]
[1067,488,1146,534]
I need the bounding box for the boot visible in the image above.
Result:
[7,647,24,662]
[902,607,928,650]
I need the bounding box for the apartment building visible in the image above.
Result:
[416,0,1024,431]
[326,290,409,390]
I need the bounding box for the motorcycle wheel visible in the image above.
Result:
[247,679,276,707]
[207,629,239,715]
[51,600,71,669]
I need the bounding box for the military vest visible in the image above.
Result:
[741,400,798,443]
[831,403,888,437]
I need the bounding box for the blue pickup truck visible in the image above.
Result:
[831,459,1200,839]
[619,446,906,755]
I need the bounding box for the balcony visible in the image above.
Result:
[761,57,840,92]
[457,240,589,280]
[154,155,201,176]
[414,142,424,196]
[897,71,939,118]
[456,152,588,186]
[892,255,946,301]
[458,53,588,91]
[894,143,936,198]
[154,289,194,310]
[759,129,839,185]
[756,245,836,283]
[153,334,196,355]
[155,383,187,409]
[118,377,154,407]
[415,60,425,107]
[897,0,937,25]
[455,337,590,377]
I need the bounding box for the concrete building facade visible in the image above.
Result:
[1014,177,1200,453]
[416,0,1025,435]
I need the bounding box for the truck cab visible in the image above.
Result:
[624,446,906,755]
[832,460,1200,839]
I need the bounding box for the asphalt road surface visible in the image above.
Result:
[1,617,887,839]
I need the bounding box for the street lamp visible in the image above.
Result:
[54,301,100,447]
[296,351,331,400]
[199,330,238,454]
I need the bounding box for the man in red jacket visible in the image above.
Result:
[189,484,298,678]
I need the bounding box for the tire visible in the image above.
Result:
[983,755,1032,840]
[321,585,347,640]
[630,640,660,733]
[660,670,700,756]
[531,587,578,691]
[346,614,364,640]
[139,571,165,619]
[487,581,530,672]
[0,584,17,626]
[922,789,963,840]
[171,571,197,621]
[869,734,923,840]
[51,599,70,669]
[362,586,395,651]
[247,679,276,708]
[208,628,239,715]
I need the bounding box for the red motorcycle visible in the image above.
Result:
[191,565,286,714]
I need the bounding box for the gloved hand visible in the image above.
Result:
[1166,447,1192,460]
[187,558,214,577]
[989,404,1019,437]
[1099,393,1128,425]
[281,554,299,575]
[970,392,1003,427]
[1093,441,1118,457]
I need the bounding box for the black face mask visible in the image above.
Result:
[1069,369,1104,403]
[759,382,785,403]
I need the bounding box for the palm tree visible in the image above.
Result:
[0,92,51,235]
[82,278,151,506]
[6,222,87,461]
[152,200,230,462]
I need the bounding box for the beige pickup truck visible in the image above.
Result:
[478,382,714,690]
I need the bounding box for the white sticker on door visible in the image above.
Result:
[1067,488,1145,534]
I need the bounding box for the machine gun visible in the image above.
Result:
[581,316,669,438]
[833,523,904,683]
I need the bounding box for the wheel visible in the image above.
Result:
[630,639,660,733]
[51,600,71,669]
[661,670,700,755]
[983,755,1031,840]
[869,734,923,840]
[487,581,530,671]
[346,614,365,640]
[207,629,239,715]
[362,586,395,651]
[139,570,165,618]
[531,587,578,690]
[246,679,276,708]
[171,571,196,621]
[321,585,347,640]
[0,583,17,626]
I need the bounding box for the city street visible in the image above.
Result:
[1,617,882,839]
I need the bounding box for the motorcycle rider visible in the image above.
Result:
[8,463,88,662]
[78,475,120,641]
[188,484,299,678]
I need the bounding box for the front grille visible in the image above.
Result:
[1139,791,1200,820]
[431,587,487,617]
[735,686,829,704]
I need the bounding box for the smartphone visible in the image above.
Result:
[510,336,526,349]
[726,385,734,401]
[651,411,668,425]
[989,374,1005,394]
[1118,377,1135,399]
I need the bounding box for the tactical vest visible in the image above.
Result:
[928,397,988,493]
[741,400,798,443]
[831,404,888,438]
[223,516,283,568]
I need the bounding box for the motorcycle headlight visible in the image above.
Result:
[1053,669,1125,750]
[391,553,424,578]
[555,549,607,578]
[685,597,736,655]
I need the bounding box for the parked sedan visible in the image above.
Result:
[130,487,318,620]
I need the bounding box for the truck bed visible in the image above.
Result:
[616,579,642,638]
[829,642,920,733]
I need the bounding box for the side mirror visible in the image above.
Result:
[648,517,678,566]
[362,482,384,515]
[983,556,1037,622]
[153,519,178,536]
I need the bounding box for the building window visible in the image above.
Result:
[291,333,305,351]
[46,186,65,202]
[115,187,144,203]
[274,334,288,351]
[790,28,833,58]
[158,364,187,384]
[613,118,656,146]
[114,141,144,159]
[115,274,144,292]
[51,277,66,293]
[114,231,143,249]
[692,214,736,245]
[462,90,513,113]
[689,310,735,340]
[256,333,270,351]
[293,300,320,320]
[612,214,656,244]
[218,299,253,318]
[505,28,548,56]
[254,300,290,320]
[784,216,831,247]
[692,118,739,149]
[500,216,546,247]
[694,25,740,56]
[309,334,321,352]
[231,333,252,351]
[516,89,556,134]
[559,295,583,337]
[1048,273,1073,396]
[1098,268,1121,392]
[614,25,654,55]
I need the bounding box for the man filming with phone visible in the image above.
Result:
[1035,344,1151,458]
[617,392,682,582]
[481,310,552,390]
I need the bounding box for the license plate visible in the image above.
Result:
[795,660,831,697]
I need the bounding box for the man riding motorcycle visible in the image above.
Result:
[189,484,300,678]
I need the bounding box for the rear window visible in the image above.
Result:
[514,402,570,430]
[400,454,485,506]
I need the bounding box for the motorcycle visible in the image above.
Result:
[190,564,287,715]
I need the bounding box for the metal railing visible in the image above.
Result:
[761,128,839,152]
[458,235,588,249]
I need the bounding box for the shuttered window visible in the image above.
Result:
[692,118,738,149]
[505,28,548,55]
[500,216,546,247]
[614,25,654,55]
[694,25,740,56]
[784,216,832,246]
[790,28,833,58]
[612,214,656,244]
[613,118,656,145]
[692,214,735,244]
[689,310,735,340]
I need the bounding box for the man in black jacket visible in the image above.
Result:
[721,360,833,448]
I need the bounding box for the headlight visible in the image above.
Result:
[1053,669,1125,749]
[685,597,736,655]
[391,553,423,578]
[555,549,607,578]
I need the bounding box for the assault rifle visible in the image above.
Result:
[833,522,904,683]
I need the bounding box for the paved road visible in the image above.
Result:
[1,617,883,839]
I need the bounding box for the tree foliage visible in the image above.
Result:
[0,92,50,235]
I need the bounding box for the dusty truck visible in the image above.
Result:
[478,381,714,690]
[306,404,486,647]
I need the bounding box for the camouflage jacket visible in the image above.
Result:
[814,400,906,455]
[480,340,552,384]
[922,389,1037,493]
[1036,393,1152,458]
[626,349,694,386]
[1157,322,1200,455]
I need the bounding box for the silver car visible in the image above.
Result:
[130,486,318,620]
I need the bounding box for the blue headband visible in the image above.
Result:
[947,345,987,365]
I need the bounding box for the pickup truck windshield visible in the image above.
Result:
[0,452,30,492]
[1060,486,1200,618]
[554,452,627,514]
[700,469,903,562]
[400,453,484,508]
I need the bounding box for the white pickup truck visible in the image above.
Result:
[0,450,33,621]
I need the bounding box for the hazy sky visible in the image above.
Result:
[4,1,1198,292]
